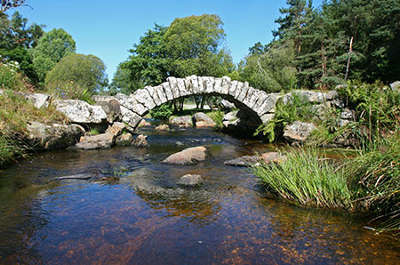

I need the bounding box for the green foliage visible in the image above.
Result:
[255,93,315,142]
[253,148,352,209]
[0,134,22,168]
[239,41,297,92]
[45,53,106,100]
[150,103,174,121]
[31,28,76,82]
[337,81,400,141]
[207,110,224,129]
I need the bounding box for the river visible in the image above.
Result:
[0,126,399,264]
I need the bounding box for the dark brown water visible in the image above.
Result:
[0,127,399,265]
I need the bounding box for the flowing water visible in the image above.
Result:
[0,127,399,264]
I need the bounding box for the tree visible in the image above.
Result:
[1,0,25,13]
[31,28,76,82]
[0,12,43,83]
[45,53,106,99]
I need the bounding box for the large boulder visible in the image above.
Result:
[162,146,207,165]
[26,121,85,150]
[283,121,316,144]
[169,115,193,128]
[193,112,216,128]
[54,99,107,124]
[74,133,115,150]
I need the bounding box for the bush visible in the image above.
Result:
[253,148,352,209]
[0,62,24,90]
[254,92,315,142]
[150,103,174,120]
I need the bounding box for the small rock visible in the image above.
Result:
[116,133,133,146]
[138,119,151,127]
[133,134,148,148]
[340,109,354,120]
[155,124,170,131]
[162,146,207,165]
[177,174,203,187]
[176,141,184,146]
[23,93,50,109]
[224,156,259,167]
[283,121,316,144]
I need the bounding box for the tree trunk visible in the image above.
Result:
[345,36,354,81]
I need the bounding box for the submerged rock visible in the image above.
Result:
[224,156,259,167]
[26,121,85,150]
[138,119,151,128]
[177,174,203,187]
[283,121,316,144]
[225,152,286,167]
[162,146,207,165]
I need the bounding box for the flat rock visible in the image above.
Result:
[138,119,151,127]
[106,122,126,137]
[162,146,207,165]
[177,174,203,187]
[74,133,115,150]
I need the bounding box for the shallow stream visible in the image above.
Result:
[0,127,399,264]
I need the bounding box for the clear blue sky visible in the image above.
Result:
[15,0,322,80]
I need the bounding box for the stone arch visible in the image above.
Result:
[114,76,280,130]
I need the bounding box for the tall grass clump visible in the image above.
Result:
[349,134,400,234]
[207,110,224,129]
[253,148,352,209]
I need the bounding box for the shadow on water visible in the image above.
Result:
[0,127,399,264]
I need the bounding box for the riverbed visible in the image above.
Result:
[0,127,399,264]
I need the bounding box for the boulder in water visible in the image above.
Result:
[177,174,203,187]
[162,146,207,165]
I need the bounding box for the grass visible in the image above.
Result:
[207,110,224,129]
[253,148,352,209]
[0,89,67,167]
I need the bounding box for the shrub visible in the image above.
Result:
[207,110,224,129]
[150,103,174,120]
[253,148,352,209]
[0,62,24,90]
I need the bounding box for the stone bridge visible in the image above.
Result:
[108,76,285,129]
